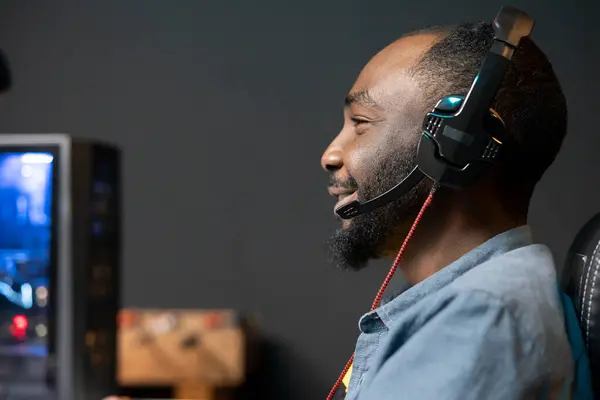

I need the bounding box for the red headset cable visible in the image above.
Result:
[325,185,438,400]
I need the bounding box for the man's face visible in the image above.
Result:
[322,34,438,271]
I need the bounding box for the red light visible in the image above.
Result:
[13,315,28,330]
[10,315,28,339]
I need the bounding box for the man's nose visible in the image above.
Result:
[321,146,344,172]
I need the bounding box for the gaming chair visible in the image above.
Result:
[562,213,600,397]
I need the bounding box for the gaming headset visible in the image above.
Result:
[327,6,536,400]
[335,5,535,220]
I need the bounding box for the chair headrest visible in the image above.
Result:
[562,213,600,370]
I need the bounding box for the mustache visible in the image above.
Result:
[329,174,359,192]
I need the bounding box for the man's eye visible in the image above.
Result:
[351,118,369,126]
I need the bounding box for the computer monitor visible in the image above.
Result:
[0,151,53,353]
[0,146,57,399]
[0,135,120,400]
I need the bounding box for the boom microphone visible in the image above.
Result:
[335,166,425,219]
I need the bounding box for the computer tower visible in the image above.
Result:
[0,134,121,400]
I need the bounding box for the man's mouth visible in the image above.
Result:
[328,186,359,216]
[334,191,358,214]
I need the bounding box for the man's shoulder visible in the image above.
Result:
[387,243,569,355]
[446,243,571,370]
[358,244,573,399]
[451,243,559,313]
[384,243,561,330]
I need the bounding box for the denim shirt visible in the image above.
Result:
[347,226,573,400]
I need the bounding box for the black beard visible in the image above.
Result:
[326,142,429,271]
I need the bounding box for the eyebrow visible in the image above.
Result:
[344,90,382,110]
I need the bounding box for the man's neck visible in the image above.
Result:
[391,194,526,286]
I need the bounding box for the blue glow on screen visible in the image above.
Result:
[0,152,53,312]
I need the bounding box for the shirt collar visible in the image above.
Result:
[359,225,533,331]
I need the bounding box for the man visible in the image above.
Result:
[106,20,577,400]
[324,21,575,399]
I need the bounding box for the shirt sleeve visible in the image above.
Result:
[357,290,542,400]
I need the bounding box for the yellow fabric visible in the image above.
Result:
[342,363,353,392]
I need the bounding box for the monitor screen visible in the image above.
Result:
[0,152,53,357]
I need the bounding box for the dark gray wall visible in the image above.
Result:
[0,1,597,398]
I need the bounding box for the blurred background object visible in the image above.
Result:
[118,308,257,400]
[0,49,11,94]
[0,135,121,400]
